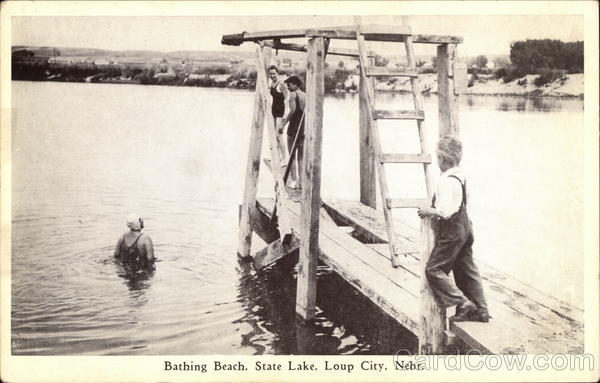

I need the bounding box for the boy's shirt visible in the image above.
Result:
[434,167,465,219]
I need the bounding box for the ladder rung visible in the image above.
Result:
[365,66,418,77]
[373,110,424,120]
[380,153,431,164]
[392,242,420,255]
[386,198,429,209]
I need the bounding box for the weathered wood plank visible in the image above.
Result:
[322,199,584,353]
[325,200,583,319]
[437,44,459,136]
[236,63,267,258]
[257,198,421,333]
[237,50,267,258]
[359,55,377,209]
[323,200,417,243]
[262,158,273,173]
[380,153,432,164]
[306,25,462,44]
[222,29,309,45]
[413,34,463,44]
[254,234,300,270]
[387,198,429,209]
[246,203,280,244]
[296,37,325,321]
[365,67,418,77]
[373,109,425,120]
[256,199,583,354]
[263,40,371,58]
[419,217,446,354]
[373,243,584,355]
[222,26,462,46]
[451,300,583,354]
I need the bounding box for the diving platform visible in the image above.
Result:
[249,198,584,355]
[228,20,584,354]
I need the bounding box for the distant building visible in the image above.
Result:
[48,57,71,64]
[94,58,110,65]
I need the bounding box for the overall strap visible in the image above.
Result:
[448,175,467,208]
[127,233,144,249]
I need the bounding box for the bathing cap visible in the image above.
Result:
[126,214,142,230]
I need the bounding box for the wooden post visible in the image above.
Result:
[419,217,446,354]
[418,42,460,353]
[237,46,270,258]
[296,37,325,321]
[359,55,377,209]
[437,44,459,137]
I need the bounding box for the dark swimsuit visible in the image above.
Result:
[287,93,305,138]
[270,81,285,118]
[118,233,146,265]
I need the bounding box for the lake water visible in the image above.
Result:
[10,81,584,355]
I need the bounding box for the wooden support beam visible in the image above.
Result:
[237,46,269,258]
[359,55,377,209]
[365,67,418,77]
[263,40,371,58]
[380,153,432,164]
[242,203,280,244]
[254,234,301,270]
[387,198,430,209]
[373,109,425,120]
[222,25,463,46]
[437,44,459,137]
[255,45,293,240]
[419,217,446,354]
[222,29,309,45]
[296,37,325,322]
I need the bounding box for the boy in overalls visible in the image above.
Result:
[417,136,489,322]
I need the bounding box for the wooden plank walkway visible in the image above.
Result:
[253,198,584,354]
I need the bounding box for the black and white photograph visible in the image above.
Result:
[1,1,598,382]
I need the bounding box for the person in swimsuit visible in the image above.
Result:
[114,214,155,268]
[277,75,306,189]
[269,65,289,158]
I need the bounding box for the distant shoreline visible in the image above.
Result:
[12,74,584,100]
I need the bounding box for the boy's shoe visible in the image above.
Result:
[451,300,477,322]
[469,309,491,323]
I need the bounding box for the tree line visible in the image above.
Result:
[12,39,583,91]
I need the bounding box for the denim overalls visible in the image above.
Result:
[425,175,488,311]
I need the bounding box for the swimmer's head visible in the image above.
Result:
[126,214,144,231]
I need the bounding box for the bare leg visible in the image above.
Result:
[286,134,298,187]
[275,117,287,160]
[297,135,304,189]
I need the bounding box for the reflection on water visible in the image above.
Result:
[235,255,417,355]
[114,258,155,292]
[11,81,584,355]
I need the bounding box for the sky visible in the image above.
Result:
[12,14,584,57]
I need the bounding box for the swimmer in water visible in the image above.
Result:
[114,214,155,267]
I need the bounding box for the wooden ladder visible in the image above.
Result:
[355,20,435,267]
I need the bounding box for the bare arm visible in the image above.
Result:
[114,234,124,257]
[143,236,155,262]
[280,80,290,102]
[278,92,296,132]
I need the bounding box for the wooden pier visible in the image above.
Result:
[249,197,584,354]
[225,21,584,354]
